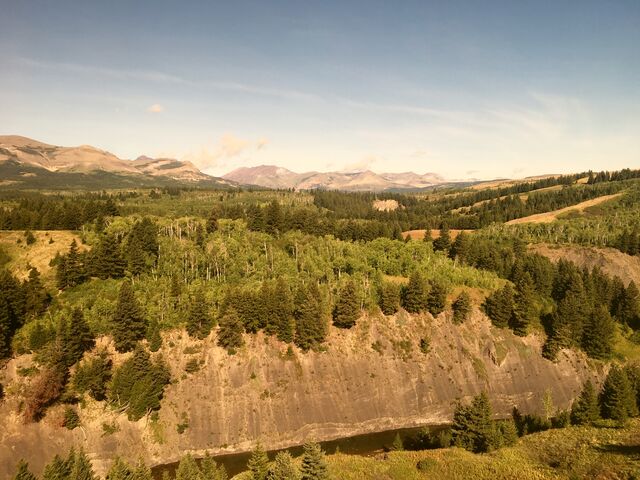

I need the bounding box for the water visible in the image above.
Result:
[152,424,447,478]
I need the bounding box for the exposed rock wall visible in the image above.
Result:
[0,311,600,477]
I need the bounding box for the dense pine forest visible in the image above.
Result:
[2,169,640,479]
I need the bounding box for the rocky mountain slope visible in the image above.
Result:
[222,165,446,191]
[0,136,233,189]
[0,310,599,477]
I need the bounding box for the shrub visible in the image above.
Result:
[63,407,80,430]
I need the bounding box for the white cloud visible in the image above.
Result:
[147,104,164,113]
[182,133,269,170]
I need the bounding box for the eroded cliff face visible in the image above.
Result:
[0,310,600,477]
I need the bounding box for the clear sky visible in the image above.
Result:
[1,0,639,179]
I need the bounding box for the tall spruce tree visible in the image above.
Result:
[217,308,244,353]
[23,267,50,318]
[175,454,204,480]
[12,460,36,480]
[378,282,400,315]
[294,283,326,351]
[452,291,472,324]
[248,443,269,480]
[449,231,470,263]
[186,290,212,339]
[484,285,514,328]
[402,271,428,314]
[451,391,494,453]
[43,454,71,480]
[600,365,638,423]
[61,308,95,367]
[270,451,300,480]
[332,280,360,329]
[91,235,125,279]
[106,457,133,480]
[570,380,600,425]
[206,210,219,234]
[112,281,147,353]
[581,306,616,359]
[300,442,329,480]
[272,278,295,343]
[432,224,451,253]
[510,272,536,336]
[427,280,448,316]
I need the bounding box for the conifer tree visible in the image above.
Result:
[269,451,299,480]
[12,460,36,480]
[265,200,283,235]
[69,449,98,480]
[378,282,400,315]
[510,272,536,336]
[147,318,162,352]
[452,291,472,324]
[332,280,360,329]
[600,365,638,423]
[271,278,295,343]
[581,306,615,359]
[201,454,228,480]
[127,239,147,276]
[24,267,50,318]
[449,231,470,263]
[63,308,95,367]
[300,442,329,480]
[194,223,206,249]
[294,284,327,351]
[427,280,448,316]
[175,454,204,480]
[248,443,269,480]
[616,281,640,329]
[217,308,244,353]
[112,281,147,353]
[42,454,71,480]
[402,271,428,314]
[432,224,451,253]
[423,230,432,243]
[0,296,13,359]
[73,349,112,401]
[58,239,85,289]
[483,285,514,328]
[106,457,133,480]
[451,391,494,453]
[391,433,404,451]
[206,210,219,234]
[91,235,125,279]
[570,380,600,425]
[186,290,212,339]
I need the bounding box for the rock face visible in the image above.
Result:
[0,311,599,477]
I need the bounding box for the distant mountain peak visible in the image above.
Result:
[223,165,446,191]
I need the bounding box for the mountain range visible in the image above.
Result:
[0,135,457,191]
[222,165,447,191]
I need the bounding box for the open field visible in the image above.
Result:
[505,193,623,225]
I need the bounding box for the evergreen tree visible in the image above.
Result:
[23,267,50,318]
[300,442,328,480]
[294,284,327,351]
[570,380,600,425]
[581,306,616,359]
[147,318,162,352]
[248,443,269,480]
[600,365,638,423]
[206,210,219,234]
[194,223,206,249]
[62,308,95,367]
[91,235,125,279]
[201,453,228,480]
[273,278,295,343]
[131,460,153,480]
[432,224,451,253]
[449,231,470,263]
[126,240,147,276]
[217,308,244,353]
[616,281,640,329]
[0,295,13,359]
[483,285,514,329]
[73,349,112,401]
[332,280,360,329]
[58,239,85,289]
[391,433,404,451]
[69,449,98,480]
[427,280,448,316]
[112,281,147,353]
[42,454,71,480]
[452,291,472,324]
[402,271,428,314]
[12,460,36,480]
[175,454,204,480]
[378,282,400,316]
[269,451,299,480]
[451,392,494,453]
[510,272,536,336]
[265,200,283,235]
[423,230,432,243]
[186,290,212,339]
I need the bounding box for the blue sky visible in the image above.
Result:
[1,0,639,179]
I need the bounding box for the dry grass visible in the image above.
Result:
[0,230,86,284]
[505,193,623,225]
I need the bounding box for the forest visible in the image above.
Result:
[2,168,640,479]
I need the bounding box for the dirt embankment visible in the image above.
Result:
[530,243,640,287]
[0,310,599,478]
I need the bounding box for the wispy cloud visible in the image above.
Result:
[16,57,319,101]
[181,133,269,170]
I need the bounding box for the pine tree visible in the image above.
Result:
[271,278,295,343]
[131,460,153,480]
[12,460,36,480]
[269,451,299,480]
[616,281,640,329]
[248,443,269,480]
[147,318,162,352]
[217,308,244,353]
[510,272,536,336]
[63,308,95,367]
[294,284,327,351]
[402,271,428,314]
[175,454,204,480]
[570,380,600,425]
[0,295,13,359]
[73,349,112,401]
[23,267,50,318]
[449,231,470,263]
[186,290,211,339]
[581,306,615,359]
[452,291,472,324]
[112,281,147,353]
[483,285,514,328]
[332,280,360,329]
[378,282,400,315]
[91,235,125,279]
[391,433,404,451]
[127,239,147,276]
[206,210,219,234]
[427,280,447,316]
[43,454,71,480]
[600,365,638,423]
[200,453,228,480]
[451,392,494,453]
[69,449,98,480]
[300,442,328,480]
[265,200,283,235]
[423,230,432,243]
[432,224,451,253]
[194,223,206,249]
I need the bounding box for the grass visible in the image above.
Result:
[321,420,640,480]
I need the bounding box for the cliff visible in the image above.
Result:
[0,310,600,477]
